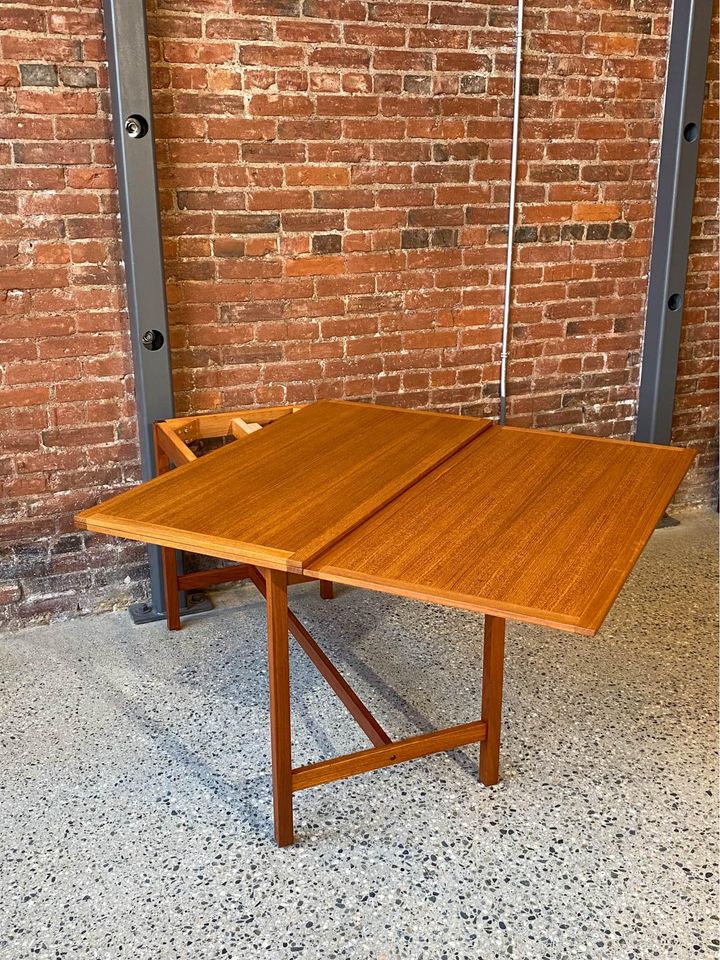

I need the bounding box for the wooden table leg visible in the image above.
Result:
[319,580,334,600]
[479,614,505,786]
[161,546,181,631]
[155,428,182,633]
[265,568,294,846]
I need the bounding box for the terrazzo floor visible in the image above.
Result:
[0,508,717,960]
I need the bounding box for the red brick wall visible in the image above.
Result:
[0,3,149,623]
[0,0,717,626]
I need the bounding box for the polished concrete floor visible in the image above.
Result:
[0,509,717,959]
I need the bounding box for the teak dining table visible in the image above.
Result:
[75,399,694,846]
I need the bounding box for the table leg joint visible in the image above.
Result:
[247,566,391,748]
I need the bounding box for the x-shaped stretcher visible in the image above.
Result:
[76,400,693,846]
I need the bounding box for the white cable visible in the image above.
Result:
[499,0,525,425]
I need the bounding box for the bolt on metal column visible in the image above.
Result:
[636,0,713,445]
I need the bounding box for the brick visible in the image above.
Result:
[347,251,405,274]
[430,4,486,26]
[240,45,304,67]
[304,0,366,19]
[214,213,280,233]
[285,255,344,276]
[309,47,370,68]
[4,35,81,62]
[409,28,469,49]
[249,94,313,116]
[409,207,464,227]
[610,221,633,240]
[316,95,378,117]
[205,19,272,40]
[401,229,430,249]
[585,35,638,56]
[277,19,340,42]
[0,385,51,410]
[164,41,235,64]
[0,116,53,139]
[0,64,20,88]
[17,90,97,114]
[19,63,57,87]
[431,228,457,248]
[13,141,92,165]
[369,2,427,23]
[403,75,432,95]
[58,66,98,88]
[312,233,342,254]
[561,224,586,241]
[573,202,623,222]
[314,188,375,209]
[459,75,486,95]
[530,165,581,183]
[242,142,305,163]
[282,211,344,232]
[1,268,69,292]
[247,189,311,211]
[586,224,610,241]
[0,8,45,32]
[539,225,562,243]
[232,0,300,17]
[286,167,349,186]
[345,25,407,47]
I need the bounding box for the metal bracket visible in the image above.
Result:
[636,0,713,445]
[103,0,177,617]
[129,592,213,626]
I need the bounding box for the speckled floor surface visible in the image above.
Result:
[0,509,717,959]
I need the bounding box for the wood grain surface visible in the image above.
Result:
[265,568,294,846]
[479,614,505,785]
[292,720,488,791]
[76,400,489,573]
[306,425,694,635]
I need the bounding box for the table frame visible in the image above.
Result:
[153,405,505,846]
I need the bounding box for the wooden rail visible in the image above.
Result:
[292,720,488,791]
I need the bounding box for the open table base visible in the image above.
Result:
[163,551,505,847]
[265,568,503,847]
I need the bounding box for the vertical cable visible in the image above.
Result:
[499,0,525,425]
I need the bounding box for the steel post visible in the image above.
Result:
[102,0,210,622]
[636,0,713,444]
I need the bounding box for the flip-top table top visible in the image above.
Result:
[76,401,490,571]
[76,399,693,636]
[306,424,693,635]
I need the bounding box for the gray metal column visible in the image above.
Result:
[635,0,713,445]
[103,0,208,622]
